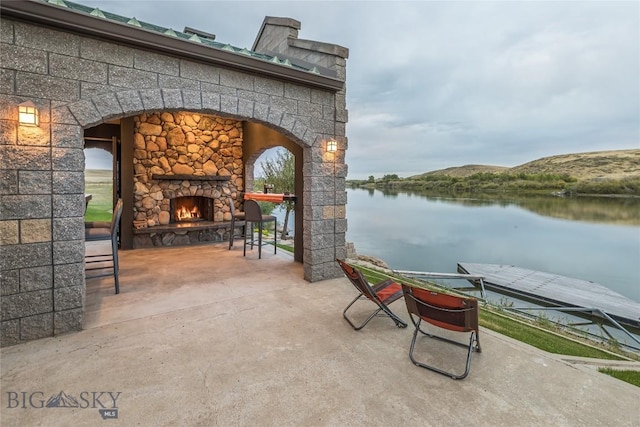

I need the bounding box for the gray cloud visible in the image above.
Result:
[80,0,639,179]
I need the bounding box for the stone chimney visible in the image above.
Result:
[252,16,349,79]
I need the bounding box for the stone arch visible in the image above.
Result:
[62,88,316,149]
[245,147,269,193]
[243,144,298,194]
[60,89,321,201]
[67,88,318,204]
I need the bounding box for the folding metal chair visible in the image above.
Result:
[401,284,481,379]
[336,259,407,330]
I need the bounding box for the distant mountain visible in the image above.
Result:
[510,149,640,180]
[411,149,640,180]
[410,164,507,179]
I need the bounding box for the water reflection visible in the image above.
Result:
[346,188,640,303]
[371,188,640,226]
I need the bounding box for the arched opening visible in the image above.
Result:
[68,87,338,283]
[242,122,304,261]
[254,147,297,242]
[80,108,307,266]
[83,121,122,223]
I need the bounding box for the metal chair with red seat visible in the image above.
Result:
[401,284,481,379]
[336,258,408,330]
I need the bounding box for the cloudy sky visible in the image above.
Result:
[80,0,639,179]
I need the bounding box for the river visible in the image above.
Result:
[344,188,640,304]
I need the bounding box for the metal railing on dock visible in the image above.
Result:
[392,270,487,299]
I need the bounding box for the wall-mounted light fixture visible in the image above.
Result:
[18,101,39,127]
[326,139,337,153]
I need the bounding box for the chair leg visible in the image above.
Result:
[243,221,249,256]
[343,293,381,330]
[408,318,477,380]
[258,222,263,259]
[112,237,120,295]
[242,219,277,259]
[378,304,408,328]
[342,293,407,330]
[228,217,234,250]
[114,269,120,295]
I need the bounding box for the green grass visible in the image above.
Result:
[597,368,640,387]
[85,169,113,222]
[85,196,113,222]
[479,309,623,360]
[276,243,294,252]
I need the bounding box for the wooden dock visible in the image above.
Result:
[457,263,640,328]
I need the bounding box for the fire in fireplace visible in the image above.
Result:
[171,196,213,223]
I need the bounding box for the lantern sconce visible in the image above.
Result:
[326,139,337,153]
[18,101,39,127]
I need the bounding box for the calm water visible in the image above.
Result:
[345,188,640,304]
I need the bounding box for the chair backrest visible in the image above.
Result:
[336,259,379,302]
[401,284,479,333]
[243,199,263,222]
[229,197,237,216]
[110,199,123,240]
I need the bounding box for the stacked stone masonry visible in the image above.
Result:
[133,112,243,225]
[131,112,244,248]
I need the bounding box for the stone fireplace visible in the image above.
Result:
[131,112,244,248]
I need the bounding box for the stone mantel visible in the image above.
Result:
[151,174,231,181]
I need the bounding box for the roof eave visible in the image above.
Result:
[1,0,344,92]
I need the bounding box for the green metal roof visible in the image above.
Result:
[44,0,315,73]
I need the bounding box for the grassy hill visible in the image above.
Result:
[411,164,508,178]
[414,149,640,180]
[510,149,640,180]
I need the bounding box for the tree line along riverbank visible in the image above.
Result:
[349,149,640,197]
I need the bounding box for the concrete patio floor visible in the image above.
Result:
[1,242,639,426]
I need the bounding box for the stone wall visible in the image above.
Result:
[0,11,348,346]
[132,112,243,227]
